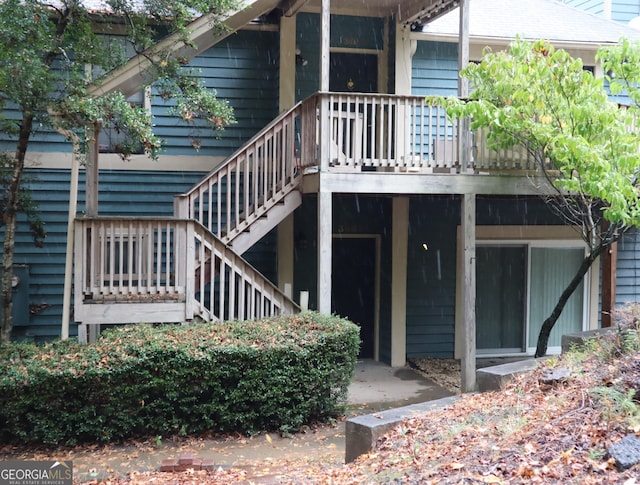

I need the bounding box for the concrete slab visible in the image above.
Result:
[345,396,460,463]
[561,327,616,353]
[348,360,454,412]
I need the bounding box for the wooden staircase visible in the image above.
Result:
[74,102,304,340]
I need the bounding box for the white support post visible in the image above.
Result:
[317,0,332,316]
[56,128,81,341]
[317,191,332,314]
[320,0,330,93]
[300,290,309,311]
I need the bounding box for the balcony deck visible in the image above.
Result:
[295,93,553,196]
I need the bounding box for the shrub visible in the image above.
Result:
[0,312,360,445]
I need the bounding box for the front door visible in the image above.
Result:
[330,53,378,93]
[332,237,376,358]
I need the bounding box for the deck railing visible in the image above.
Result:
[74,217,299,326]
[190,221,298,321]
[75,217,188,303]
[298,92,534,172]
[73,92,539,336]
[173,101,303,245]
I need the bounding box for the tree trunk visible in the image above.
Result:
[534,245,605,357]
[0,113,32,343]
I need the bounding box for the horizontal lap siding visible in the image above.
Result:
[563,0,605,14]
[616,229,640,304]
[406,196,568,358]
[153,29,280,157]
[612,0,640,22]
[411,41,459,158]
[1,30,279,157]
[406,197,459,358]
[412,41,459,96]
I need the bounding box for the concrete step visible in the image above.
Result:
[476,358,543,392]
[345,396,460,463]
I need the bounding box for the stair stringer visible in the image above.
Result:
[230,190,302,255]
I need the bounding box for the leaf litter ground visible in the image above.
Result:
[3,330,640,484]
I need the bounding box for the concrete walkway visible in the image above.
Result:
[348,359,454,412]
[69,360,453,482]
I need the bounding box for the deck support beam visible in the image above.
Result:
[458,0,476,393]
[277,14,297,300]
[320,0,330,92]
[461,193,476,392]
[391,196,409,367]
[316,0,332,315]
[317,190,332,314]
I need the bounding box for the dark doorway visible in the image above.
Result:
[330,53,378,93]
[332,237,376,358]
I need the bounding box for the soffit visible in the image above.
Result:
[302,0,459,23]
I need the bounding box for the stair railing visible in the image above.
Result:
[188,221,299,321]
[174,100,303,247]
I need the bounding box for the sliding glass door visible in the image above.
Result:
[476,243,586,355]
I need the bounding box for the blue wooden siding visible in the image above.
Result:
[564,0,639,21]
[406,197,459,358]
[412,41,459,96]
[295,13,385,101]
[615,229,640,305]
[5,168,277,342]
[1,29,279,157]
[152,29,279,157]
[563,0,605,15]
[410,41,459,159]
[612,0,640,22]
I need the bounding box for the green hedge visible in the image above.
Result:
[0,312,360,445]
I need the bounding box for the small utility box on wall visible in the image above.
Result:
[0,265,30,326]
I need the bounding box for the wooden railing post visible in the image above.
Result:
[318,93,331,172]
[174,195,189,219]
[184,220,195,321]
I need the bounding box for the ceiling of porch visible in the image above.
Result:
[296,0,460,24]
